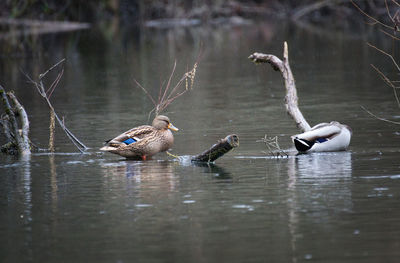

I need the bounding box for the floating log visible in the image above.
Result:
[191,134,239,163]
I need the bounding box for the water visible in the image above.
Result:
[1,20,400,262]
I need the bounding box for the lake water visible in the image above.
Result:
[1,19,400,262]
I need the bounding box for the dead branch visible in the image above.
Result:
[361,105,400,125]
[350,0,394,30]
[26,59,88,153]
[191,134,239,163]
[370,64,400,108]
[249,42,311,132]
[0,85,31,156]
[257,134,288,158]
[7,92,30,155]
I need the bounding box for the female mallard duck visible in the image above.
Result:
[292,121,352,153]
[100,115,178,159]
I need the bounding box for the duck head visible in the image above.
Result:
[152,115,179,131]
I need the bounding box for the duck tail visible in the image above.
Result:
[294,138,314,152]
[100,145,117,151]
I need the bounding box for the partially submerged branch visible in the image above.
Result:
[25,58,88,153]
[191,134,239,163]
[249,42,311,132]
[0,85,31,156]
[257,134,288,158]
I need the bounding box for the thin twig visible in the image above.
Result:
[361,105,400,124]
[257,134,288,158]
[160,60,177,106]
[385,0,394,22]
[134,61,198,118]
[367,42,400,72]
[379,28,400,41]
[350,0,394,30]
[28,59,88,152]
[370,64,400,107]
[133,79,157,106]
[47,67,64,99]
[39,58,66,80]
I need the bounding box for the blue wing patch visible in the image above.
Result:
[316,138,328,143]
[123,138,136,145]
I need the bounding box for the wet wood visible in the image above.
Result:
[249,42,311,132]
[0,85,31,156]
[7,92,31,155]
[191,134,239,163]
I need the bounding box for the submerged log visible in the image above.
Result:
[249,42,311,133]
[191,134,239,163]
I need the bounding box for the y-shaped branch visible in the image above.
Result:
[249,42,311,132]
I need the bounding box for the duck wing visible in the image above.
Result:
[293,123,341,142]
[105,125,155,147]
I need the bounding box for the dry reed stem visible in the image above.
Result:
[134,61,198,118]
[49,110,55,152]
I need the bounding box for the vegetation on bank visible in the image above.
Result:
[0,0,396,25]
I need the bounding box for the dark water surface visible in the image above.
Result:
[1,20,400,262]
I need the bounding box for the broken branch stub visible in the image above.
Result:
[191,134,239,163]
[249,42,311,132]
[0,85,31,156]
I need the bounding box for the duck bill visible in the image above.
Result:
[168,123,179,131]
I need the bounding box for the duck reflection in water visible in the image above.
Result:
[101,160,177,191]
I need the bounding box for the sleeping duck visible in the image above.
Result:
[292,121,352,153]
[100,115,178,160]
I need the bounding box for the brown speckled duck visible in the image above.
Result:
[100,115,178,160]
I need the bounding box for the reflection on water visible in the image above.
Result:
[295,151,352,178]
[1,19,400,263]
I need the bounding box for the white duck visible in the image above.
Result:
[292,121,352,153]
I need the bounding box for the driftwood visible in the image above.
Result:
[0,85,31,156]
[191,134,239,163]
[249,42,311,133]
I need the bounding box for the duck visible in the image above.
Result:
[292,121,352,153]
[100,115,178,160]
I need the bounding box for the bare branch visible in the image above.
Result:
[370,64,400,107]
[257,135,288,158]
[379,28,400,41]
[135,61,198,117]
[133,79,157,107]
[249,42,311,132]
[28,59,88,152]
[39,58,66,80]
[350,0,394,30]
[361,105,400,124]
[367,42,400,72]
[160,60,177,106]
[47,67,64,99]
[385,0,395,22]
[392,0,400,8]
